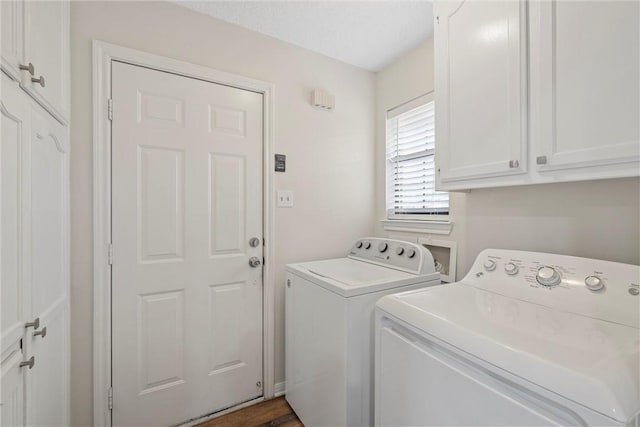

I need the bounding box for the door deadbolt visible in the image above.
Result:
[249,237,260,248]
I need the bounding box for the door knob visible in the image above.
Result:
[34,327,47,338]
[249,257,262,268]
[31,76,45,87]
[19,62,35,75]
[25,318,40,330]
[20,356,35,369]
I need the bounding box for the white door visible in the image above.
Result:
[22,0,70,122]
[435,0,528,186]
[26,104,70,426]
[530,0,639,172]
[111,62,264,426]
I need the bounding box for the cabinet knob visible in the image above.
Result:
[509,160,520,168]
[19,356,35,369]
[31,76,45,88]
[34,326,47,339]
[19,62,35,75]
[25,318,40,330]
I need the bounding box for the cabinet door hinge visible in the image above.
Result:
[108,386,113,411]
[108,98,113,121]
[108,243,113,265]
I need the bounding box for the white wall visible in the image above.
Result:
[70,2,375,424]
[375,38,640,278]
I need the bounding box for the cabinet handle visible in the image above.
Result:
[19,356,35,369]
[536,155,548,165]
[34,326,47,339]
[508,160,520,168]
[25,318,40,330]
[31,76,45,87]
[19,62,35,75]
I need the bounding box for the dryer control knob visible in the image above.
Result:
[356,241,363,249]
[536,266,561,287]
[406,249,416,259]
[364,242,371,250]
[378,242,388,253]
[504,262,519,276]
[585,276,604,291]
[483,259,497,271]
[396,247,405,256]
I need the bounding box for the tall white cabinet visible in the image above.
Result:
[1,0,70,425]
[435,0,640,191]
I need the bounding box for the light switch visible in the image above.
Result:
[277,190,294,208]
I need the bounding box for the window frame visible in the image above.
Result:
[385,92,450,223]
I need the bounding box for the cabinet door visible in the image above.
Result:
[23,0,69,123]
[530,1,640,174]
[1,350,26,427]
[435,0,527,187]
[25,105,70,426]
[1,74,31,355]
[0,0,24,81]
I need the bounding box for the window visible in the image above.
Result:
[386,93,449,219]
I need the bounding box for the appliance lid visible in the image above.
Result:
[376,284,640,422]
[287,258,440,297]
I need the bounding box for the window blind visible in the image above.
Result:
[386,96,449,217]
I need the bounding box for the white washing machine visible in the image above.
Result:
[375,249,640,426]
[285,238,441,427]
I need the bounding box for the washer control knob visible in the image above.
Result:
[483,259,497,272]
[378,242,388,253]
[504,262,519,276]
[364,242,371,250]
[536,266,561,287]
[396,247,405,256]
[356,241,363,249]
[406,248,416,259]
[584,276,604,292]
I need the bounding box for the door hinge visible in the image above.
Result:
[108,243,113,265]
[107,98,113,121]
[108,386,113,411]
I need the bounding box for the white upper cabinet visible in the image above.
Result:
[435,0,528,187]
[1,0,24,81]
[530,0,639,176]
[1,0,70,124]
[435,0,640,190]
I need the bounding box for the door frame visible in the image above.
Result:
[92,40,276,427]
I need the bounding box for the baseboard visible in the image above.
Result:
[274,381,285,397]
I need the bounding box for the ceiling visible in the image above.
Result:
[176,1,434,72]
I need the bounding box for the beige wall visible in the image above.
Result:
[71,2,375,424]
[375,38,640,278]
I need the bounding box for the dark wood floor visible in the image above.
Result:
[197,397,303,427]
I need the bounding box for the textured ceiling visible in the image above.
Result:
[176,1,434,72]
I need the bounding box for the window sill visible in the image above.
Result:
[381,219,453,235]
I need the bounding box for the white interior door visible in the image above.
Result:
[111,62,264,426]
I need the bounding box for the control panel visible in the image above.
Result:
[348,238,435,275]
[465,249,640,328]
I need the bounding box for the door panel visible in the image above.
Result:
[531,1,640,171]
[1,79,29,351]
[1,0,24,81]
[435,0,527,184]
[27,103,70,427]
[23,0,69,122]
[1,350,25,427]
[111,62,263,426]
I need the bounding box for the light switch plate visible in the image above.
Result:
[277,190,294,208]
